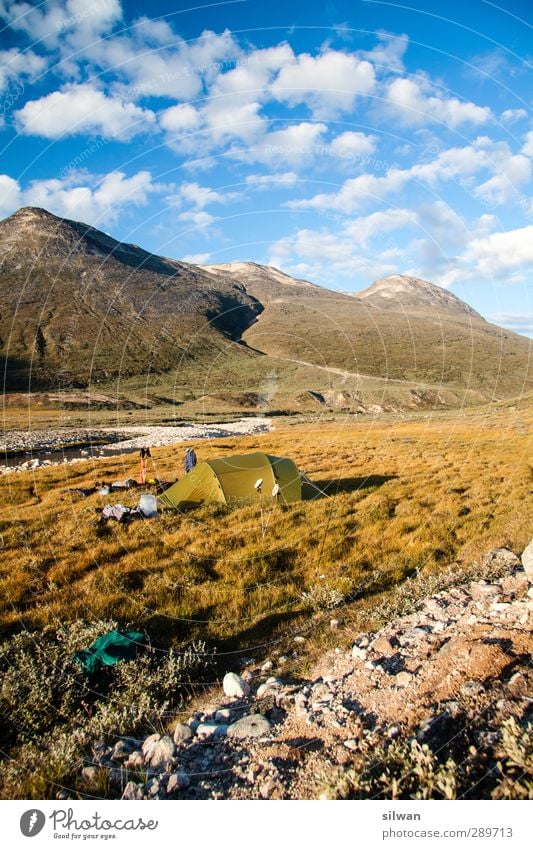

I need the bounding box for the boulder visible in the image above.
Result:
[227,714,271,739]
[166,772,190,794]
[142,734,175,769]
[121,781,144,800]
[521,539,533,579]
[223,672,250,698]
[483,547,520,573]
[173,723,194,744]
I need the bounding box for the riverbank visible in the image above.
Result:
[0,418,271,474]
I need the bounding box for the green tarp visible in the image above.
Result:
[74,630,149,675]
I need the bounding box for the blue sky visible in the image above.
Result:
[0,0,531,335]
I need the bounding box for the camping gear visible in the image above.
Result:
[139,494,158,517]
[101,503,131,522]
[111,478,138,491]
[159,452,302,511]
[74,630,149,675]
[184,447,197,474]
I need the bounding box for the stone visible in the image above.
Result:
[371,635,395,656]
[417,710,465,753]
[111,740,132,761]
[121,781,143,800]
[142,734,175,769]
[214,708,232,722]
[343,738,358,751]
[124,751,144,769]
[227,714,271,739]
[521,539,533,579]
[351,645,367,661]
[330,618,341,629]
[196,723,228,739]
[223,672,250,698]
[261,660,274,671]
[394,671,413,688]
[501,573,529,599]
[257,678,283,698]
[278,655,289,664]
[167,772,190,794]
[387,725,401,739]
[260,778,276,799]
[460,680,485,697]
[506,672,528,697]
[483,547,521,573]
[173,722,194,744]
[294,636,305,644]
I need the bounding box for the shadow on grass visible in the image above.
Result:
[314,473,398,496]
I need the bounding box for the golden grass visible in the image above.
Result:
[1,403,531,656]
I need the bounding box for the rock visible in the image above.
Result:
[227,714,271,739]
[294,636,305,644]
[330,618,341,629]
[142,734,175,769]
[196,723,228,739]
[343,738,358,751]
[173,722,194,744]
[214,708,232,722]
[460,680,485,697]
[260,778,276,799]
[506,672,528,697]
[387,725,401,739]
[483,547,521,573]
[371,635,395,656]
[278,655,289,664]
[257,678,283,698]
[394,671,413,688]
[111,740,132,761]
[121,781,143,800]
[521,539,533,578]
[501,573,529,599]
[223,672,250,698]
[167,772,190,794]
[417,710,464,753]
[261,660,274,671]
[352,645,367,661]
[124,751,144,769]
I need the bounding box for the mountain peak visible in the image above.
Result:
[357,273,483,320]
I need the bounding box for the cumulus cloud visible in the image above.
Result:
[15,84,155,139]
[0,48,46,94]
[271,50,375,118]
[0,0,122,46]
[238,122,328,166]
[328,131,377,160]
[384,77,492,127]
[0,169,158,224]
[464,225,533,275]
[500,108,527,124]
[359,30,408,73]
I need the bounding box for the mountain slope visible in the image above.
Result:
[357,273,483,319]
[0,207,262,390]
[0,207,530,407]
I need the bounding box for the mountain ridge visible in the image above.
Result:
[0,206,530,408]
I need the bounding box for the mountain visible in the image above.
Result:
[357,274,483,319]
[0,207,531,411]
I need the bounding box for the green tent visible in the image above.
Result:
[159,452,303,511]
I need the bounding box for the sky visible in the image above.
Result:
[0,0,531,335]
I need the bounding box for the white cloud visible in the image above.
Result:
[182,252,211,264]
[500,108,527,124]
[0,169,158,225]
[359,30,408,73]
[328,131,377,160]
[245,171,298,188]
[488,313,532,336]
[159,103,201,133]
[0,0,122,46]
[178,209,215,228]
[344,208,418,246]
[523,131,533,158]
[16,84,155,139]
[464,225,533,275]
[0,48,46,94]
[271,50,375,118]
[239,122,328,166]
[173,181,227,209]
[0,173,22,217]
[385,77,491,127]
[289,137,529,213]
